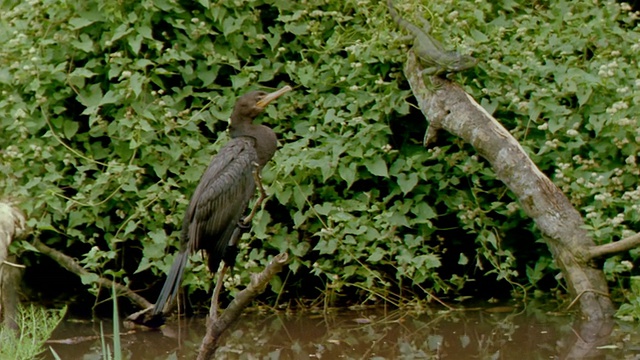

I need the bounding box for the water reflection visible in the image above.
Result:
[45,306,639,359]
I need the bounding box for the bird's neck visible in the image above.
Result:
[229,119,277,167]
[228,117,259,139]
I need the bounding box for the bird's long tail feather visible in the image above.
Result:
[152,251,189,316]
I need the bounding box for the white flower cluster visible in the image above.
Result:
[593,192,611,202]
[621,186,640,201]
[610,213,625,226]
[598,61,618,78]
[223,273,242,288]
[606,100,628,114]
[616,117,634,126]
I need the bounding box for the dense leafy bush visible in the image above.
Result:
[0,0,638,312]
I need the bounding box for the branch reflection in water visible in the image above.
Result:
[46,305,634,359]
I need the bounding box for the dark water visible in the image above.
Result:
[45,306,640,359]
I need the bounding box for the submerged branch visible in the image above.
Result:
[197,252,288,360]
[33,240,153,310]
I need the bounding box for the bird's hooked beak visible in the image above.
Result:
[256,85,293,109]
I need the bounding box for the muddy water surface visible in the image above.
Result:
[45,306,640,359]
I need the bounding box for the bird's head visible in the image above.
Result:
[231,86,292,121]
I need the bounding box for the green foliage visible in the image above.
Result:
[466,0,640,300]
[0,305,67,360]
[616,275,640,321]
[0,0,638,311]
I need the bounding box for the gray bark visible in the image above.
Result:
[404,52,614,320]
[0,202,26,330]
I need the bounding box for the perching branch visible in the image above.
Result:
[197,252,288,360]
[33,240,153,310]
[209,263,228,322]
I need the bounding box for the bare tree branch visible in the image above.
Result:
[33,240,153,310]
[586,232,640,260]
[197,252,288,360]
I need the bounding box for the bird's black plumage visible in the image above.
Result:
[152,87,291,318]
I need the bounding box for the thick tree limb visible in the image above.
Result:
[586,232,640,260]
[404,52,614,320]
[32,240,153,310]
[0,201,26,330]
[197,252,288,360]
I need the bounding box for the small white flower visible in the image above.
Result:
[617,117,633,126]
[621,260,634,271]
[611,213,625,225]
[625,155,636,165]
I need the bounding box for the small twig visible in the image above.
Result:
[566,289,610,311]
[422,287,457,311]
[568,325,587,344]
[243,162,267,225]
[41,106,109,167]
[2,260,26,268]
[46,330,137,344]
